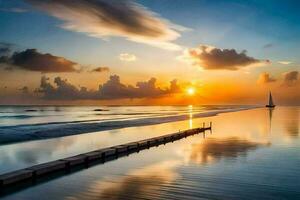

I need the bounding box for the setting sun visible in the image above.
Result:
[187,87,196,96]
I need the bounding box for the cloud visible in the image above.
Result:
[0,43,11,56]
[283,71,298,86]
[0,8,28,13]
[257,72,276,84]
[99,75,180,99]
[0,49,79,72]
[0,43,14,71]
[0,48,10,56]
[36,76,88,100]
[91,66,110,73]
[263,43,273,49]
[36,75,181,100]
[179,45,270,70]
[18,86,30,94]
[26,0,187,51]
[119,53,137,62]
[278,61,292,65]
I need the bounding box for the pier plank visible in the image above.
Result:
[0,170,33,186]
[27,160,66,176]
[101,148,116,157]
[62,155,88,167]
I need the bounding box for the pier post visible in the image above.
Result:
[84,157,89,168]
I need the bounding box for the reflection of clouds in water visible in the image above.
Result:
[2,137,75,165]
[68,161,179,200]
[0,151,11,164]
[108,129,121,134]
[185,137,269,165]
[15,150,45,164]
[286,123,299,138]
[284,109,299,138]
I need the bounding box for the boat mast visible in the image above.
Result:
[269,92,274,106]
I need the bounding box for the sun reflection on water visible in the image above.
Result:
[188,105,193,129]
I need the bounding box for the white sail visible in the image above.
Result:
[266,92,275,107]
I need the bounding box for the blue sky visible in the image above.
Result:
[0,0,299,104]
[1,0,299,58]
[1,0,300,62]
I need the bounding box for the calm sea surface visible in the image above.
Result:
[0,105,247,173]
[1,106,300,199]
[0,105,243,127]
[0,105,247,144]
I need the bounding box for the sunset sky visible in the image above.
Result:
[0,0,299,105]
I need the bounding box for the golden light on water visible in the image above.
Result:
[189,105,193,129]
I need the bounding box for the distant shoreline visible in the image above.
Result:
[0,104,262,107]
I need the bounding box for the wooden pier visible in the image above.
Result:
[0,124,211,191]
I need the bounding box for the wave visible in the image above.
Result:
[0,106,257,145]
[0,115,36,119]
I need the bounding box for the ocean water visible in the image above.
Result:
[0,105,247,127]
[1,106,300,199]
[0,105,248,173]
[0,105,249,144]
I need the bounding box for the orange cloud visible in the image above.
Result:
[179,45,270,70]
[257,72,276,84]
[91,66,110,73]
[282,71,299,86]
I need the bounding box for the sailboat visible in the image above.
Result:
[266,92,275,108]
